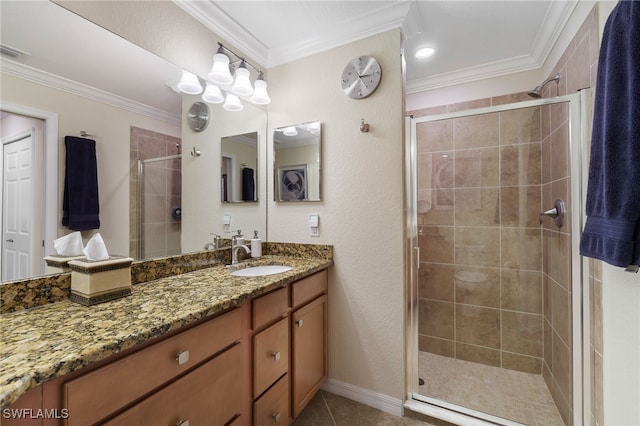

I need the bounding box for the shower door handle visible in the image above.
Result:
[539,199,566,227]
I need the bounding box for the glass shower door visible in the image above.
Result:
[137,154,182,259]
[407,94,586,426]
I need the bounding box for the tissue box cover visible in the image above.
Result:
[44,255,86,274]
[68,256,134,306]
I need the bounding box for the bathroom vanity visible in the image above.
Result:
[1,252,331,426]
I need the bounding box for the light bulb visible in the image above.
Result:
[232,62,253,96]
[202,82,224,104]
[223,93,243,111]
[208,50,233,85]
[177,70,203,95]
[250,75,271,105]
[283,126,298,136]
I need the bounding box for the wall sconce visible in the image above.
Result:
[176,42,271,111]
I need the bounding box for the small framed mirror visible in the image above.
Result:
[221,132,258,202]
[273,121,321,202]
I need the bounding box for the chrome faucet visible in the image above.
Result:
[231,231,250,264]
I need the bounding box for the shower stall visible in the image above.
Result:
[136,154,182,260]
[406,92,591,425]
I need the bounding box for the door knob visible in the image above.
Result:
[539,199,566,227]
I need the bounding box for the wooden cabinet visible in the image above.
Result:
[292,294,327,418]
[64,307,242,425]
[104,344,242,426]
[253,376,289,426]
[253,318,289,398]
[6,268,329,426]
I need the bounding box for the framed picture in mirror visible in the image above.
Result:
[277,165,308,201]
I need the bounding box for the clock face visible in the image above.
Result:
[341,55,382,99]
[187,102,210,132]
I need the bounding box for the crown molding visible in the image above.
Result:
[529,0,578,69]
[1,60,180,126]
[406,54,540,94]
[406,1,577,94]
[174,0,410,69]
[172,0,268,68]
[267,2,412,67]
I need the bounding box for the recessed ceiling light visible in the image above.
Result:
[415,47,435,59]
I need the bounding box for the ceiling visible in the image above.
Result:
[178,1,577,92]
[0,1,577,122]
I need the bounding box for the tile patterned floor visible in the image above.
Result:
[417,351,565,425]
[292,391,434,426]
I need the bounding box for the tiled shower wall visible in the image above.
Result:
[129,126,182,259]
[415,104,546,375]
[540,5,599,424]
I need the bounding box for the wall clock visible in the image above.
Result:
[187,101,210,132]
[340,55,382,99]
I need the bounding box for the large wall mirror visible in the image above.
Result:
[273,122,321,202]
[0,1,267,282]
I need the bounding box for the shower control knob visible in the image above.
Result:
[539,199,566,227]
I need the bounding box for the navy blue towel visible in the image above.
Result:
[62,136,100,230]
[242,167,255,201]
[580,1,640,268]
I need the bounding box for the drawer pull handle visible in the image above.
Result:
[176,420,189,426]
[272,412,281,423]
[296,319,304,327]
[176,350,190,365]
[272,351,281,361]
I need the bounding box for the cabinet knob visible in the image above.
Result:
[272,412,281,423]
[176,350,190,365]
[296,319,304,327]
[272,351,281,361]
[176,420,189,426]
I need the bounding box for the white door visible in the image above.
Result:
[2,131,35,281]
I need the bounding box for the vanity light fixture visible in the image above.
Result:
[250,72,271,105]
[223,93,244,111]
[178,69,203,95]
[231,61,253,96]
[415,47,435,59]
[283,126,298,136]
[176,42,270,110]
[208,46,234,85]
[202,82,224,104]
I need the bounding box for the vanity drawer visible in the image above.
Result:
[64,307,241,425]
[291,270,327,308]
[254,375,289,426]
[252,287,288,330]
[104,344,242,426]
[253,318,289,398]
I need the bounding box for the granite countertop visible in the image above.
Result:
[0,255,332,408]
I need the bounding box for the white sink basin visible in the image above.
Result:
[230,265,292,277]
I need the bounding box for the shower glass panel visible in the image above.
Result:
[409,95,583,426]
[137,155,181,260]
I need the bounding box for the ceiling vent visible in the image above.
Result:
[0,44,31,59]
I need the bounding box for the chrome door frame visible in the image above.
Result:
[404,92,591,425]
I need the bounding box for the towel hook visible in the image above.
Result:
[191,147,201,157]
[79,130,95,138]
[360,118,370,133]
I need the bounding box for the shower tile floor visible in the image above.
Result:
[418,351,564,426]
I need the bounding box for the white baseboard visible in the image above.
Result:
[321,378,404,417]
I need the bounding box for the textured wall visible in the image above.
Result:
[267,30,405,399]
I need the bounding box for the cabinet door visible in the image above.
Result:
[291,295,327,418]
[253,318,289,398]
[104,344,242,426]
[254,375,289,426]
